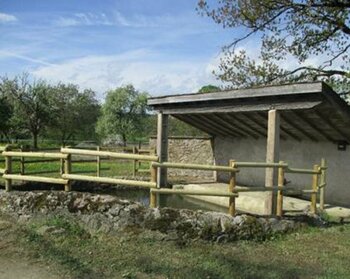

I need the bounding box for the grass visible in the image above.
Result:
[1,214,348,279]
[0,157,150,185]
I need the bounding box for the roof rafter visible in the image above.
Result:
[280,114,318,142]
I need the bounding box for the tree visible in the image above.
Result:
[198,84,221,93]
[48,84,100,145]
[197,0,350,95]
[1,74,52,148]
[0,84,13,142]
[96,85,148,146]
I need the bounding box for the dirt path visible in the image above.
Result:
[0,257,61,279]
[0,217,63,279]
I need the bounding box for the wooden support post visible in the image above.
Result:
[265,109,280,215]
[138,141,142,169]
[276,161,285,217]
[156,112,169,187]
[96,146,101,177]
[20,146,25,175]
[150,164,158,208]
[132,146,137,177]
[319,158,327,211]
[64,154,72,192]
[311,164,319,214]
[5,155,12,192]
[60,146,64,175]
[228,160,236,216]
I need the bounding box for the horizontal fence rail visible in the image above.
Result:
[152,162,238,172]
[61,148,158,162]
[0,146,327,217]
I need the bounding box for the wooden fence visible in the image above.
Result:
[0,145,327,217]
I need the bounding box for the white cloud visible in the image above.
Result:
[55,13,113,27]
[0,50,54,66]
[0,12,17,23]
[31,49,221,98]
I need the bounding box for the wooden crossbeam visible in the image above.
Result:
[188,114,236,137]
[256,112,301,141]
[292,111,335,142]
[218,113,260,139]
[232,114,267,138]
[198,114,239,137]
[208,114,248,138]
[280,114,318,142]
[172,115,216,136]
[315,110,350,142]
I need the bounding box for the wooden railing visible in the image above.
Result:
[0,146,327,217]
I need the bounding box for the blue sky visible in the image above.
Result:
[0,0,237,98]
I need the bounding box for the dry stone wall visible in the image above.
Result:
[149,137,215,179]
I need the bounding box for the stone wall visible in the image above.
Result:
[214,136,350,207]
[149,137,215,179]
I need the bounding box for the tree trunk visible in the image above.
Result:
[32,132,38,150]
[122,134,127,147]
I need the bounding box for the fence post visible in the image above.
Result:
[310,164,319,214]
[276,161,285,217]
[20,145,25,175]
[228,160,236,216]
[132,146,137,177]
[96,146,101,177]
[150,163,158,208]
[64,154,72,192]
[5,153,12,192]
[319,158,327,211]
[60,146,64,175]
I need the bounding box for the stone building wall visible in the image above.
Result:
[149,136,215,179]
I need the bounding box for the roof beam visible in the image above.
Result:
[231,114,267,138]
[196,115,239,137]
[186,115,233,137]
[256,112,302,141]
[173,115,216,136]
[210,114,250,138]
[218,113,260,139]
[280,114,318,142]
[291,111,336,142]
[315,110,350,142]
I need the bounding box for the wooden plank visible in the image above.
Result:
[310,165,319,214]
[280,114,318,141]
[2,151,68,159]
[62,174,157,188]
[3,174,67,185]
[239,113,268,137]
[174,114,216,136]
[265,110,280,215]
[219,113,261,138]
[277,162,285,217]
[198,114,243,137]
[148,82,323,105]
[156,112,168,187]
[315,110,350,142]
[186,115,232,137]
[151,188,239,197]
[61,148,158,161]
[319,158,327,210]
[210,113,252,138]
[233,113,267,137]
[292,111,336,142]
[152,162,238,172]
[235,162,288,168]
[229,160,236,216]
[159,101,322,115]
[285,168,321,174]
[256,112,301,141]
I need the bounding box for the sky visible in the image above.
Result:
[0,0,237,98]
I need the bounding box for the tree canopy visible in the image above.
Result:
[197,0,350,96]
[198,84,222,93]
[96,85,148,146]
